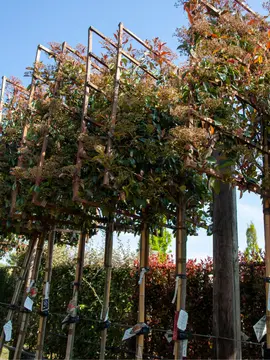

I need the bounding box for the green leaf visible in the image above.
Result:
[218,159,235,169]
[206,156,217,164]
[179,185,186,193]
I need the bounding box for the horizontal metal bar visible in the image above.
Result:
[66,44,85,60]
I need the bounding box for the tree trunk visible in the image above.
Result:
[136,220,149,360]
[174,195,187,360]
[13,232,45,360]
[100,216,114,360]
[35,230,55,360]
[213,170,241,359]
[65,232,86,360]
[0,235,37,356]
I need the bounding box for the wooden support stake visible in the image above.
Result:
[10,46,41,216]
[174,195,187,360]
[13,232,46,360]
[73,28,92,201]
[35,229,55,360]
[0,235,37,355]
[65,232,86,360]
[136,217,149,360]
[99,215,114,360]
[103,22,123,186]
[263,117,270,351]
[212,153,241,359]
[0,76,6,124]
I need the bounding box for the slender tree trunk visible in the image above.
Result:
[65,232,86,360]
[100,216,114,360]
[263,117,270,355]
[13,232,46,360]
[0,235,37,356]
[35,230,55,360]
[213,157,241,359]
[174,195,187,360]
[136,220,149,360]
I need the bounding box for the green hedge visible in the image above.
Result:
[1,253,266,359]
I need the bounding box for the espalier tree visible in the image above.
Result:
[174,0,270,192]
[0,36,212,242]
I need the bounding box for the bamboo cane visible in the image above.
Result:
[103,22,123,186]
[136,219,149,360]
[13,232,46,360]
[0,76,6,124]
[65,232,86,360]
[35,229,55,360]
[174,195,186,360]
[0,235,37,355]
[99,215,114,360]
[263,117,270,350]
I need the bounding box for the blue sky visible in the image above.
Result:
[0,0,265,259]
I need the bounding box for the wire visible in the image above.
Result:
[0,301,262,347]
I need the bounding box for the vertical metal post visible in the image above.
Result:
[13,232,46,360]
[136,217,149,360]
[174,195,186,360]
[0,235,37,355]
[73,28,92,201]
[35,229,55,360]
[103,22,123,186]
[0,76,6,124]
[99,215,114,360]
[65,232,86,360]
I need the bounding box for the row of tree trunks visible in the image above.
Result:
[13,232,46,360]
[0,234,38,356]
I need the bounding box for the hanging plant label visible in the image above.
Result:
[182,339,188,357]
[24,296,33,311]
[122,327,136,341]
[3,320,12,342]
[253,315,266,342]
[165,330,173,343]
[44,282,50,300]
[177,310,188,331]
[41,298,49,312]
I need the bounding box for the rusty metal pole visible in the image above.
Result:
[65,232,86,360]
[35,229,55,360]
[99,216,114,360]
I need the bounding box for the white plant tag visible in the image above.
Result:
[241,331,249,341]
[165,330,173,343]
[24,296,33,311]
[3,320,12,341]
[122,327,136,341]
[44,282,50,299]
[182,339,188,357]
[177,310,188,331]
[253,316,266,342]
